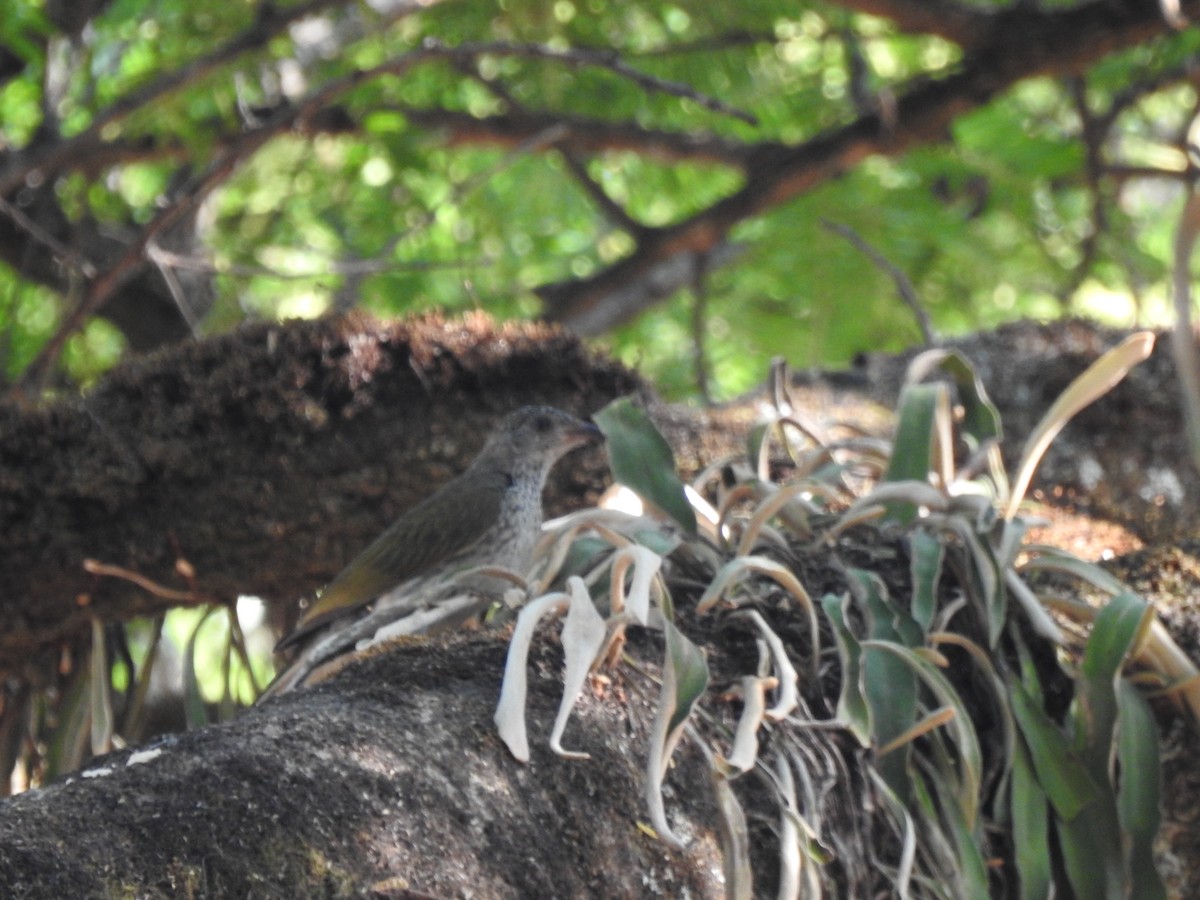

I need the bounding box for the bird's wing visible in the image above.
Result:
[276,469,506,650]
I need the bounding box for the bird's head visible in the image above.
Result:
[480,406,603,473]
[496,405,602,455]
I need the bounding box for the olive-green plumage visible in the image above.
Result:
[265,406,601,694]
[279,465,509,648]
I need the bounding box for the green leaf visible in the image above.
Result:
[820,593,870,744]
[1116,680,1166,900]
[1007,679,1096,821]
[1010,736,1053,900]
[745,421,769,470]
[43,670,90,780]
[663,619,708,737]
[885,383,954,521]
[908,528,944,631]
[886,384,940,486]
[1079,592,1151,682]
[1052,593,1156,898]
[1018,545,1127,595]
[935,513,1006,647]
[1057,796,1125,900]
[645,619,709,847]
[863,639,983,827]
[855,571,920,798]
[915,765,990,898]
[904,349,1002,446]
[1075,592,1151,775]
[594,397,697,536]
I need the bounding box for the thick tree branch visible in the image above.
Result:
[0,0,365,196]
[0,634,727,897]
[401,106,757,166]
[555,242,745,335]
[3,0,1194,372]
[832,0,989,45]
[0,313,636,680]
[8,32,762,383]
[0,107,360,329]
[539,0,1199,334]
[0,189,208,354]
[16,142,263,389]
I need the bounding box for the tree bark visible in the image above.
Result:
[0,632,726,899]
[0,313,639,682]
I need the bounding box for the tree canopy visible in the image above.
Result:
[1,0,1197,398]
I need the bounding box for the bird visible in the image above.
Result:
[261,406,603,696]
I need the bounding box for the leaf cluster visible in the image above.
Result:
[492,340,1193,896]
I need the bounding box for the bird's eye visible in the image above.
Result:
[534,415,553,433]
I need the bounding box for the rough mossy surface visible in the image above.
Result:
[0,312,639,679]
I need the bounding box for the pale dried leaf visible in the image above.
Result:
[549,577,607,760]
[494,591,569,762]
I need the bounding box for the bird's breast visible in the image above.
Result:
[493,479,544,567]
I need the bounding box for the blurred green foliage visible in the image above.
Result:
[0,0,1194,398]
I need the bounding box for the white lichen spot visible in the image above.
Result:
[126,748,165,767]
[1139,467,1184,506]
[80,766,114,779]
[1077,454,1103,491]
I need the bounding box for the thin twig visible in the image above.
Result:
[19,135,269,389]
[16,40,447,388]
[10,26,755,380]
[424,38,759,125]
[0,195,96,278]
[559,150,644,234]
[820,219,935,347]
[397,105,754,165]
[1060,78,1107,308]
[690,254,712,405]
[19,83,566,388]
[0,0,362,196]
[1171,188,1200,471]
[146,244,488,279]
[455,54,645,236]
[540,1,1195,334]
[624,30,778,58]
[82,559,212,604]
[1102,163,1195,183]
[148,247,204,336]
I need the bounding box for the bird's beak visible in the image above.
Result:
[569,420,605,449]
